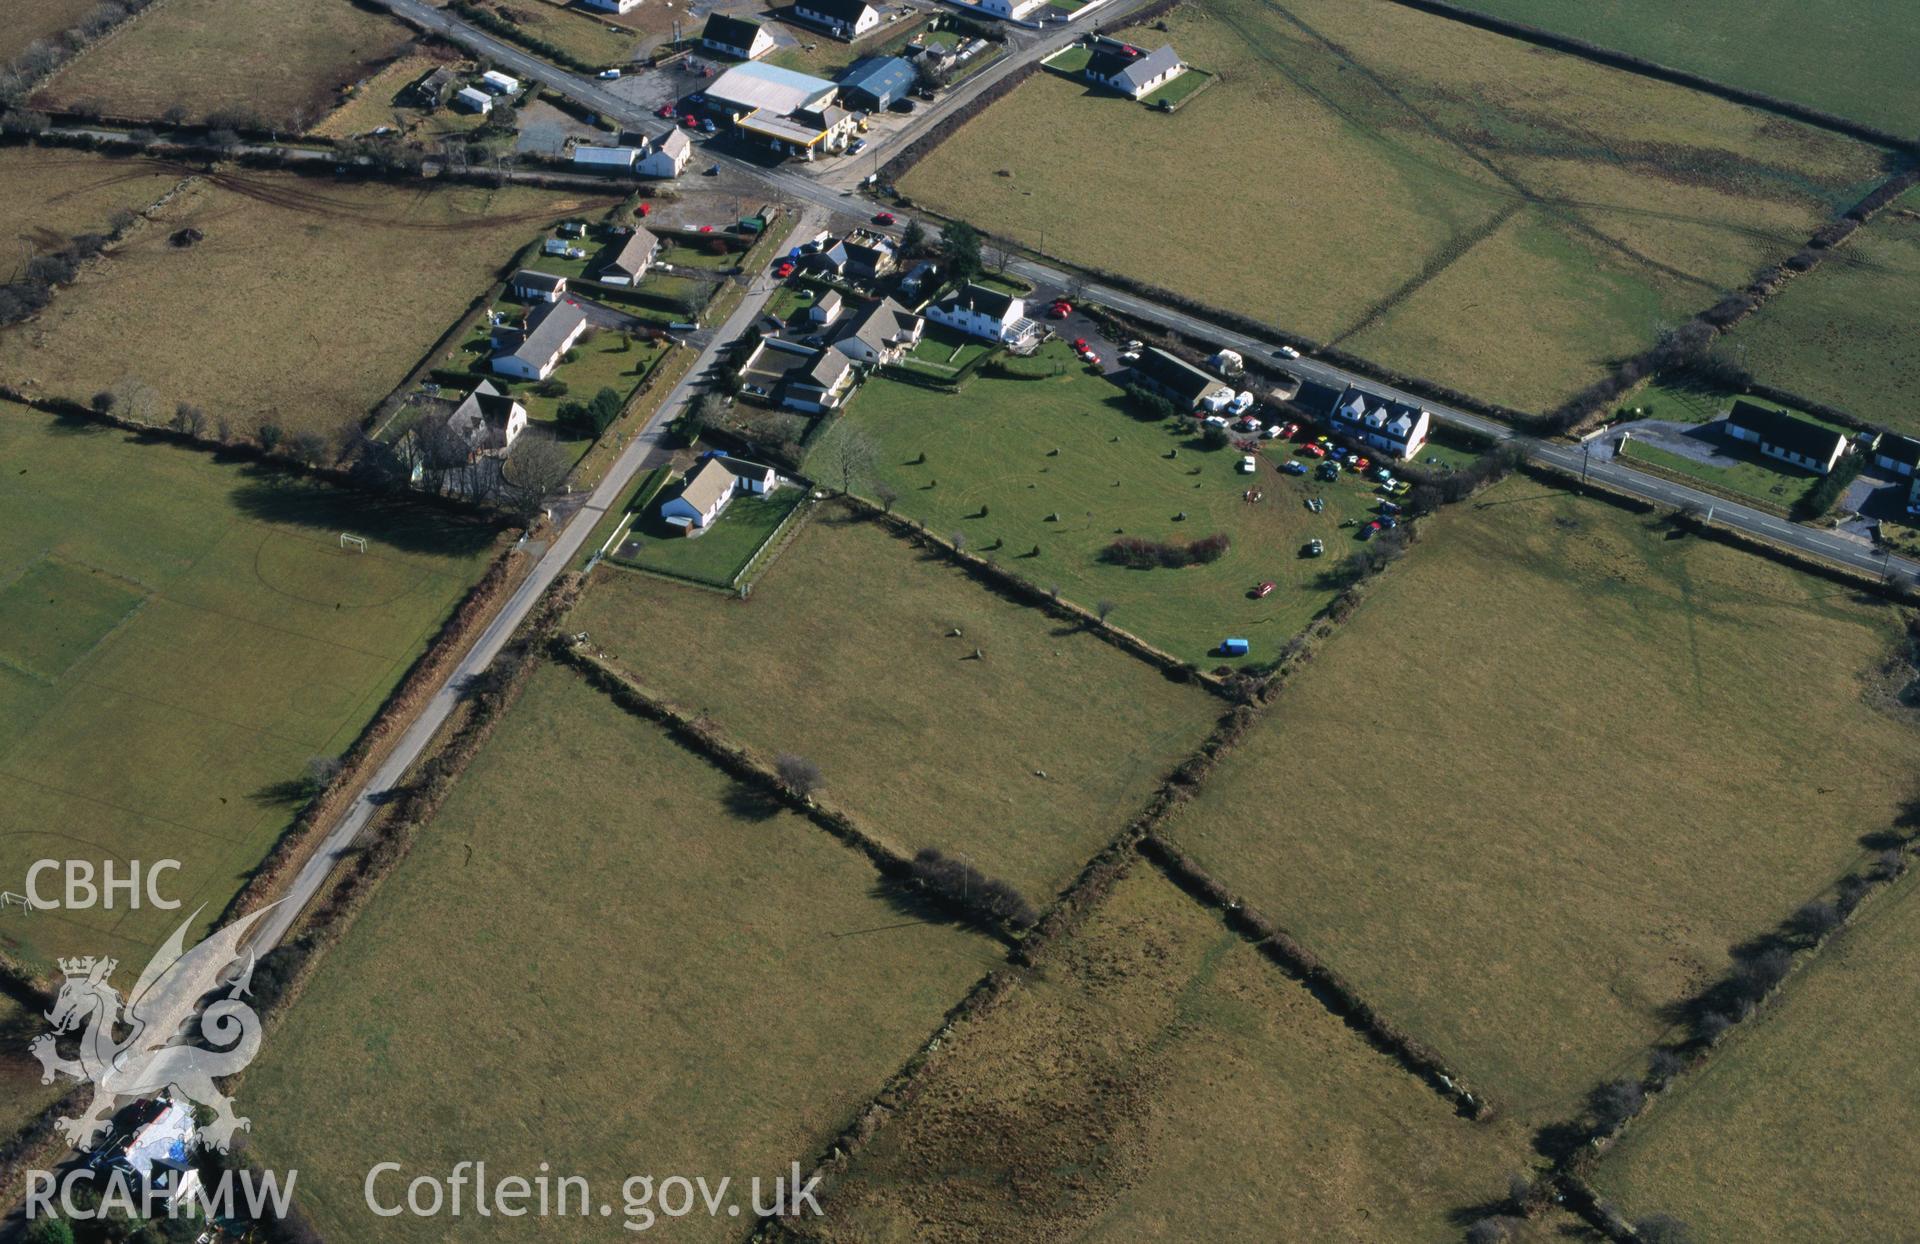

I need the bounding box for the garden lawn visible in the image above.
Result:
[0,403,504,972]
[899,0,1884,413]
[799,867,1535,1241]
[1440,0,1920,135]
[0,148,185,247]
[1722,188,1920,435]
[1593,874,1920,1242]
[35,0,413,126]
[245,662,1001,1243]
[812,341,1384,665]
[570,514,1220,900]
[611,484,802,587]
[1161,478,1920,1123]
[456,314,670,462]
[1619,437,1816,512]
[0,174,614,442]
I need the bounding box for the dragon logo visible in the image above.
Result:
[29,904,280,1154]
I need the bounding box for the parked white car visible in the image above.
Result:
[1277,345,1301,359]
[1262,424,1284,438]
[599,68,622,79]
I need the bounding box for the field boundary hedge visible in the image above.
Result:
[1378,0,1917,152]
[1139,834,1490,1118]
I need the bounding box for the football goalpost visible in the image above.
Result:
[339,533,368,553]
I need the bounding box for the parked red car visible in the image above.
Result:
[683,114,699,128]
[657,105,675,118]
[1353,456,1371,472]
[872,211,896,226]
[1252,581,1277,599]
[1049,300,1072,318]
[1300,443,1326,458]
[774,261,795,278]
[1072,337,1088,350]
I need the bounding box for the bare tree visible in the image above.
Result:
[171,402,207,437]
[1096,598,1116,624]
[773,753,822,798]
[501,435,573,518]
[817,423,878,496]
[873,481,899,513]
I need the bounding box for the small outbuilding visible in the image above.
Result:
[454,86,493,114]
[480,70,521,95]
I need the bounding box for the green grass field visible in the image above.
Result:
[0,404,504,970]
[1594,874,1920,1241]
[246,661,1002,1242]
[900,0,1885,413]
[36,0,413,126]
[1160,479,1920,1122]
[570,514,1220,900]
[1441,0,1920,135]
[0,171,614,442]
[1721,189,1920,435]
[810,341,1387,664]
[611,483,802,587]
[800,866,1535,1241]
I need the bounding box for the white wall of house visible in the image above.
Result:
[500,404,529,447]
[661,492,727,527]
[794,2,877,37]
[583,0,641,11]
[925,298,1023,343]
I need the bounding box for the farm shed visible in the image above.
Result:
[838,56,918,111]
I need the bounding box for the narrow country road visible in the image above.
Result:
[227,205,822,968]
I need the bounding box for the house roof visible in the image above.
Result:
[673,457,738,516]
[1331,385,1428,446]
[653,127,692,160]
[708,61,838,117]
[1727,400,1846,460]
[843,239,896,271]
[799,0,876,24]
[1086,43,1181,90]
[835,296,922,355]
[701,13,766,51]
[936,281,1018,320]
[510,268,567,293]
[1135,347,1224,403]
[716,454,775,481]
[1878,432,1920,467]
[500,299,587,368]
[573,144,640,166]
[798,349,853,390]
[839,56,917,101]
[814,289,844,314]
[447,382,523,449]
[603,226,659,277]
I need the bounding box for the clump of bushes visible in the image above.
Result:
[909,848,1038,931]
[1100,532,1230,569]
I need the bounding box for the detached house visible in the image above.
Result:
[1873,432,1920,478]
[785,349,857,412]
[1330,385,1432,461]
[445,381,528,455]
[832,297,923,365]
[1725,400,1850,475]
[843,238,899,282]
[701,13,775,60]
[1083,42,1183,99]
[490,298,589,381]
[638,127,692,178]
[598,226,660,285]
[509,269,568,303]
[792,0,880,39]
[925,282,1032,344]
[659,455,778,529]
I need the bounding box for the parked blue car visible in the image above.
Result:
[1281,460,1308,475]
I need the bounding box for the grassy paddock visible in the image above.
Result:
[1161,478,1920,1122]
[802,866,1534,1241]
[569,514,1220,899]
[899,0,1883,412]
[813,341,1385,665]
[1594,874,1920,1241]
[0,173,614,441]
[0,148,187,246]
[245,662,1001,1242]
[36,0,414,126]
[1441,0,1920,135]
[1723,188,1920,436]
[0,404,504,970]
